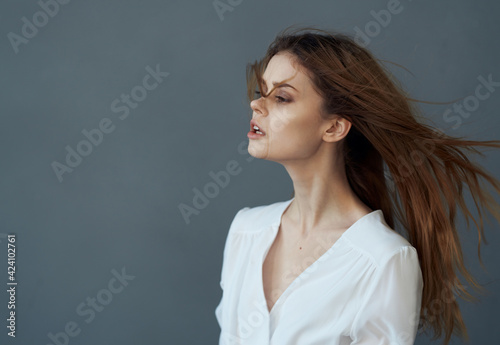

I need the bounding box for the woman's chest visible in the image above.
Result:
[262,228,344,313]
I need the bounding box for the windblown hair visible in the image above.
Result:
[245,25,500,344]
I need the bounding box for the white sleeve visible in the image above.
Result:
[350,246,423,345]
[215,206,249,330]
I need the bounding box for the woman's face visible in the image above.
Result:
[248,52,331,163]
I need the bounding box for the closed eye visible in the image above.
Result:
[254,91,289,104]
[275,95,288,103]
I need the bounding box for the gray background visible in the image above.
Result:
[1,0,499,344]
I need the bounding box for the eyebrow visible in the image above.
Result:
[261,78,299,93]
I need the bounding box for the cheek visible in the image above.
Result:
[270,109,317,139]
[269,113,321,152]
[267,110,292,134]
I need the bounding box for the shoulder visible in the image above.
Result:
[343,210,418,268]
[228,198,290,235]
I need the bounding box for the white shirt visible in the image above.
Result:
[215,197,423,345]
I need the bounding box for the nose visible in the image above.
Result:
[250,97,268,116]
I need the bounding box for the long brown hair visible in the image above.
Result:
[245,25,500,344]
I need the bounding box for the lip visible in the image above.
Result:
[250,119,265,135]
[247,130,265,139]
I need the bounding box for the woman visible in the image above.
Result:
[215,25,500,345]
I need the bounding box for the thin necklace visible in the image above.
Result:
[295,232,312,250]
[284,202,312,250]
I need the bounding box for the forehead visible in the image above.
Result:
[263,52,311,88]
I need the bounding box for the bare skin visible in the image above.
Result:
[249,52,372,313]
[262,207,355,313]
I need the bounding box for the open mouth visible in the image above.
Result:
[252,125,264,135]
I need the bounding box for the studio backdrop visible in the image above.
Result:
[0,0,499,344]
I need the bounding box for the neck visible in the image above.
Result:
[281,149,372,237]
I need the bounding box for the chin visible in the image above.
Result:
[248,141,265,154]
[248,148,268,161]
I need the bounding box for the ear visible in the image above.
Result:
[322,116,352,143]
